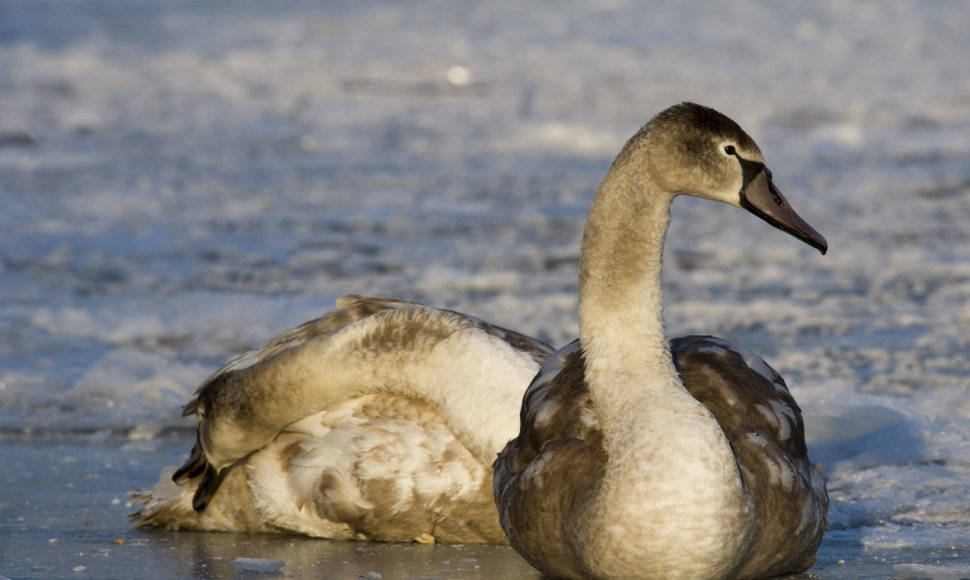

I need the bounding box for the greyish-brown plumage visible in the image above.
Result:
[493,103,829,579]
[132,296,552,543]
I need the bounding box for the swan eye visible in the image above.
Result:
[723,144,736,156]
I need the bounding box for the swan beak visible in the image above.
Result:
[739,168,828,255]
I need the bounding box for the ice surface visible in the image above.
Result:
[2,0,970,577]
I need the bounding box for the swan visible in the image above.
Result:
[493,103,829,579]
[132,295,552,543]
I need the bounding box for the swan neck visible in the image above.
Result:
[578,164,676,375]
[576,159,713,458]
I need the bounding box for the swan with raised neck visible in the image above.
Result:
[494,103,829,579]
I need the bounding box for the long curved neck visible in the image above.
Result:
[578,161,689,443]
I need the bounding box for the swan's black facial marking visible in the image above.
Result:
[727,150,785,208]
[725,147,827,254]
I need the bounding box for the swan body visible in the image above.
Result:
[132,296,552,543]
[493,103,829,579]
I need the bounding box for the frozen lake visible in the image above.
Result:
[2,1,970,578]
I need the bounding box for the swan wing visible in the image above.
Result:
[493,340,606,578]
[672,335,829,576]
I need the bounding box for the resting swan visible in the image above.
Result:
[132,296,552,543]
[493,103,829,579]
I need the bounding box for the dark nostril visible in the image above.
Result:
[768,181,786,207]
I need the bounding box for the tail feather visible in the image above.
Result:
[130,465,274,533]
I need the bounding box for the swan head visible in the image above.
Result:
[639,102,827,254]
[184,372,271,474]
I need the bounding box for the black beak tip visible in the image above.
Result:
[809,235,828,256]
[788,225,827,256]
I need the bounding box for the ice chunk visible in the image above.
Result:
[893,563,970,580]
[232,558,286,572]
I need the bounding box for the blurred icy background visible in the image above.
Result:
[2,0,970,577]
